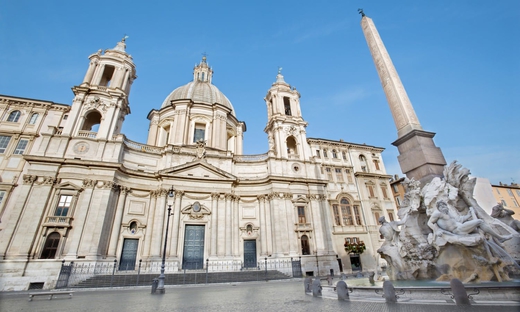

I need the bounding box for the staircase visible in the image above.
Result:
[70,270,291,288]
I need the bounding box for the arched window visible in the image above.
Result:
[29,113,39,125]
[81,111,102,131]
[40,232,60,259]
[7,110,21,122]
[332,150,337,158]
[286,136,297,155]
[340,198,352,225]
[301,235,310,255]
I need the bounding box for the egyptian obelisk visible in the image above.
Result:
[359,10,446,183]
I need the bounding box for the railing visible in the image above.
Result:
[233,153,269,162]
[122,137,162,154]
[77,131,97,138]
[61,257,299,288]
[43,216,73,227]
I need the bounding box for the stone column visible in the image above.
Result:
[309,196,324,253]
[268,193,281,255]
[107,186,130,257]
[233,196,239,257]
[169,191,183,257]
[210,193,219,257]
[225,194,232,257]
[258,195,267,256]
[150,189,167,258]
[143,190,158,257]
[82,60,98,85]
[236,125,243,155]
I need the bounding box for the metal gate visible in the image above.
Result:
[243,240,257,268]
[182,225,205,270]
[119,238,138,270]
[55,262,73,289]
[291,257,302,277]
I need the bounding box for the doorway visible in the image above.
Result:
[182,225,205,270]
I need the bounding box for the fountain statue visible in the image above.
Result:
[378,161,520,282]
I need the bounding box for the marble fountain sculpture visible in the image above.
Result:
[378,161,520,282]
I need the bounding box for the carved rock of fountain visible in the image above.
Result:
[378,161,520,282]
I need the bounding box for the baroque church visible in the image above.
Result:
[0,39,398,290]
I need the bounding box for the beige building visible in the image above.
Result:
[491,182,520,221]
[0,39,397,290]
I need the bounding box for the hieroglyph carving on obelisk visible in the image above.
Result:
[360,14,423,139]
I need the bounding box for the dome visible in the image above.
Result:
[160,57,235,116]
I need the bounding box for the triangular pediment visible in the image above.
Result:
[159,160,236,181]
[54,181,83,191]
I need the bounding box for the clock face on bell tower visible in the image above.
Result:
[73,142,89,154]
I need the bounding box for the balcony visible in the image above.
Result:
[43,216,73,228]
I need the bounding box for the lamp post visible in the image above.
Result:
[157,186,174,294]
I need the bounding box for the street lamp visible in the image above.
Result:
[157,186,175,294]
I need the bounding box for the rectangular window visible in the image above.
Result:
[332,204,341,226]
[326,167,333,180]
[345,169,353,183]
[283,97,291,115]
[507,189,513,196]
[395,196,401,206]
[341,205,352,225]
[501,200,507,207]
[496,189,501,195]
[297,206,306,224]
[516,190,520,196]
[373,160,380,170]
[335,168,343,182]
[193,124,205,143]
[55,195,72,217]
[353,205,362,225]
[13,139,28,155]
[513,199,519,207]
[388,211,394,221]
[316,150,320,158]
[0,190,5,206]
[342,151,347,160]
[323,150,328,158]
[381,186,388,199]
[367,185,375,197]
[0,135,11,153]
[392,184,399,193]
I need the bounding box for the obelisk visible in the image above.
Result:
[359,10,446,183]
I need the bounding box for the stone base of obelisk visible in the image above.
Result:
[392,129,447,185]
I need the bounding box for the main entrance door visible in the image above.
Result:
[120,238,138,270]
[243,240,257,268]
[182,225,205,270]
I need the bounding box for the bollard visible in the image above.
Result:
[312,278,322,297]
[450,278,471,305]
[383,280,397,303]
[336,280,349,300]
[151,278,159,294]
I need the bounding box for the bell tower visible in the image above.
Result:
[62,37,137,140]
[264,69,311,160]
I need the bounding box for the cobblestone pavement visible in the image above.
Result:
[1,280,519,312]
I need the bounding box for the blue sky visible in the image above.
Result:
[1,1,519,185]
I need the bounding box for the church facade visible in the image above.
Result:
[0,39,397,290]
